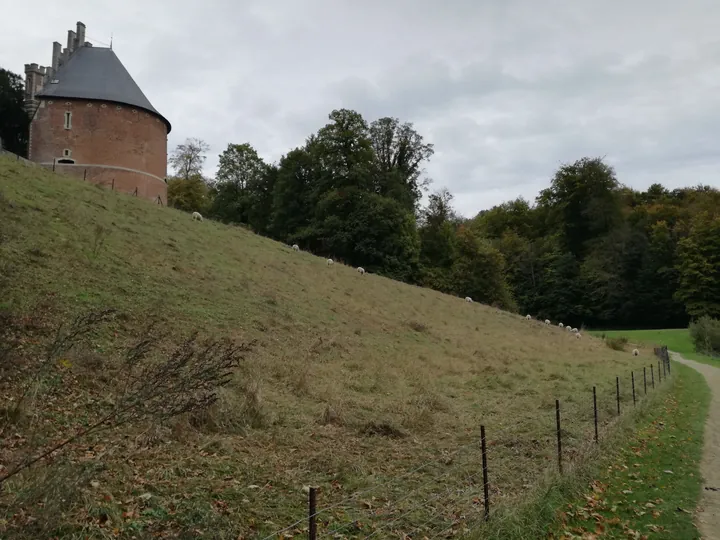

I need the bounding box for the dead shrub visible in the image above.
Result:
[401,404,436,431]
[134,423,172,448]
[241,379,265,428]
[0,307,254,488]
[320,403,343,426]
[406,320,429,333]
[400,392,448,432]
[289,362,311,396]
[605,336,628,351]
[189,386,248,434]
[1,460,97,536]
[361,421,406,438]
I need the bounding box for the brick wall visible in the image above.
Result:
[29,97,168,180]
[48,163,167,204]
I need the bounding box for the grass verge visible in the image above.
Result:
[467,362,709,539]
[549,362,709,539]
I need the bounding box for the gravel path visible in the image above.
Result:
[672,353,720,540]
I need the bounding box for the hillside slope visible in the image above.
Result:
[0,156,654,538]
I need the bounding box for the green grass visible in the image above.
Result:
[593,329,720,367]
[0,156,669,537]
[552,362,710,539]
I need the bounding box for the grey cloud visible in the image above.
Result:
[3,0,720,215]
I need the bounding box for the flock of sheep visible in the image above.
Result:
[293,244,367,274]
[523,315,584,340]
[521,314,640,355]
[192,213,641,356]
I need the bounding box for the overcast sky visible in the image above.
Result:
[3,1,719,216]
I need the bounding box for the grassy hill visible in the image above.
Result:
[0,155,658,538]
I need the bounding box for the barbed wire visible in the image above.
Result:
[360,471,483,539]
[259,433,490,540]
[320,460,485,538]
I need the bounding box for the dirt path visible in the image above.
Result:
[672,353,720,539]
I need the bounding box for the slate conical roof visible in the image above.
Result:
[37,46,171,132]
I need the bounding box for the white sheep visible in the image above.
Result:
[576,333,582,339]
[465,296,473,303]
[292,244,300,252]
[632,349,639,356]
[357,267,366,275]
[326,259,334,266]
[526,315,532,320]
[566,326,572,332]
[544,319,551,325]
[558,322,564,328]
[191,211,203,222]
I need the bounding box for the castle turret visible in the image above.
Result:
[23,63,47,116]
[25,21,171,205]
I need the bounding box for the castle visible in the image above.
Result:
[24,22,171,204]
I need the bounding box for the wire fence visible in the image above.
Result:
[260,346,673,540]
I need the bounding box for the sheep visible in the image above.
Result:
[526,315,532,320]
[544,319,551,325]
[326,259,334,266]
[465,296,473,303]
[566,326,573,332]
[357,267,366,275]
[558,322,564,328]
[576,333,582,339]
[632,348,639,356]
[292,244,300,252]
[572,328,578,333]
[191,211,203,222]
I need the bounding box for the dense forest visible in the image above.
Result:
[166,109,720,330]
[1,64,718,330]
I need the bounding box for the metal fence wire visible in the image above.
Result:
[261,348,674,540]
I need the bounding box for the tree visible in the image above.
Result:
[580,225,648,327]
[297,187,420,281]
[417,189,457,291]
[210,143,269,227]
[532,240,587,324]
[632,220,687,328]
[167,174,210,212]
[675,212,720,318]
[169,138,210,181]
[451,226,515,309]
[473,197,537,240]
[246,164,278,235]
[369,117,434,210]
[0,68,29,157]
[270,146,316,242]
[538,157,622,258]
[309,109,375,201]
[215,143,267,190]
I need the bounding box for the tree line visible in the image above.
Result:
[167,109,720,329]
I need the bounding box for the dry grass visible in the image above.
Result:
[0,156,656,537]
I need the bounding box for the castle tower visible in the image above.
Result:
[25,21,171,204]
